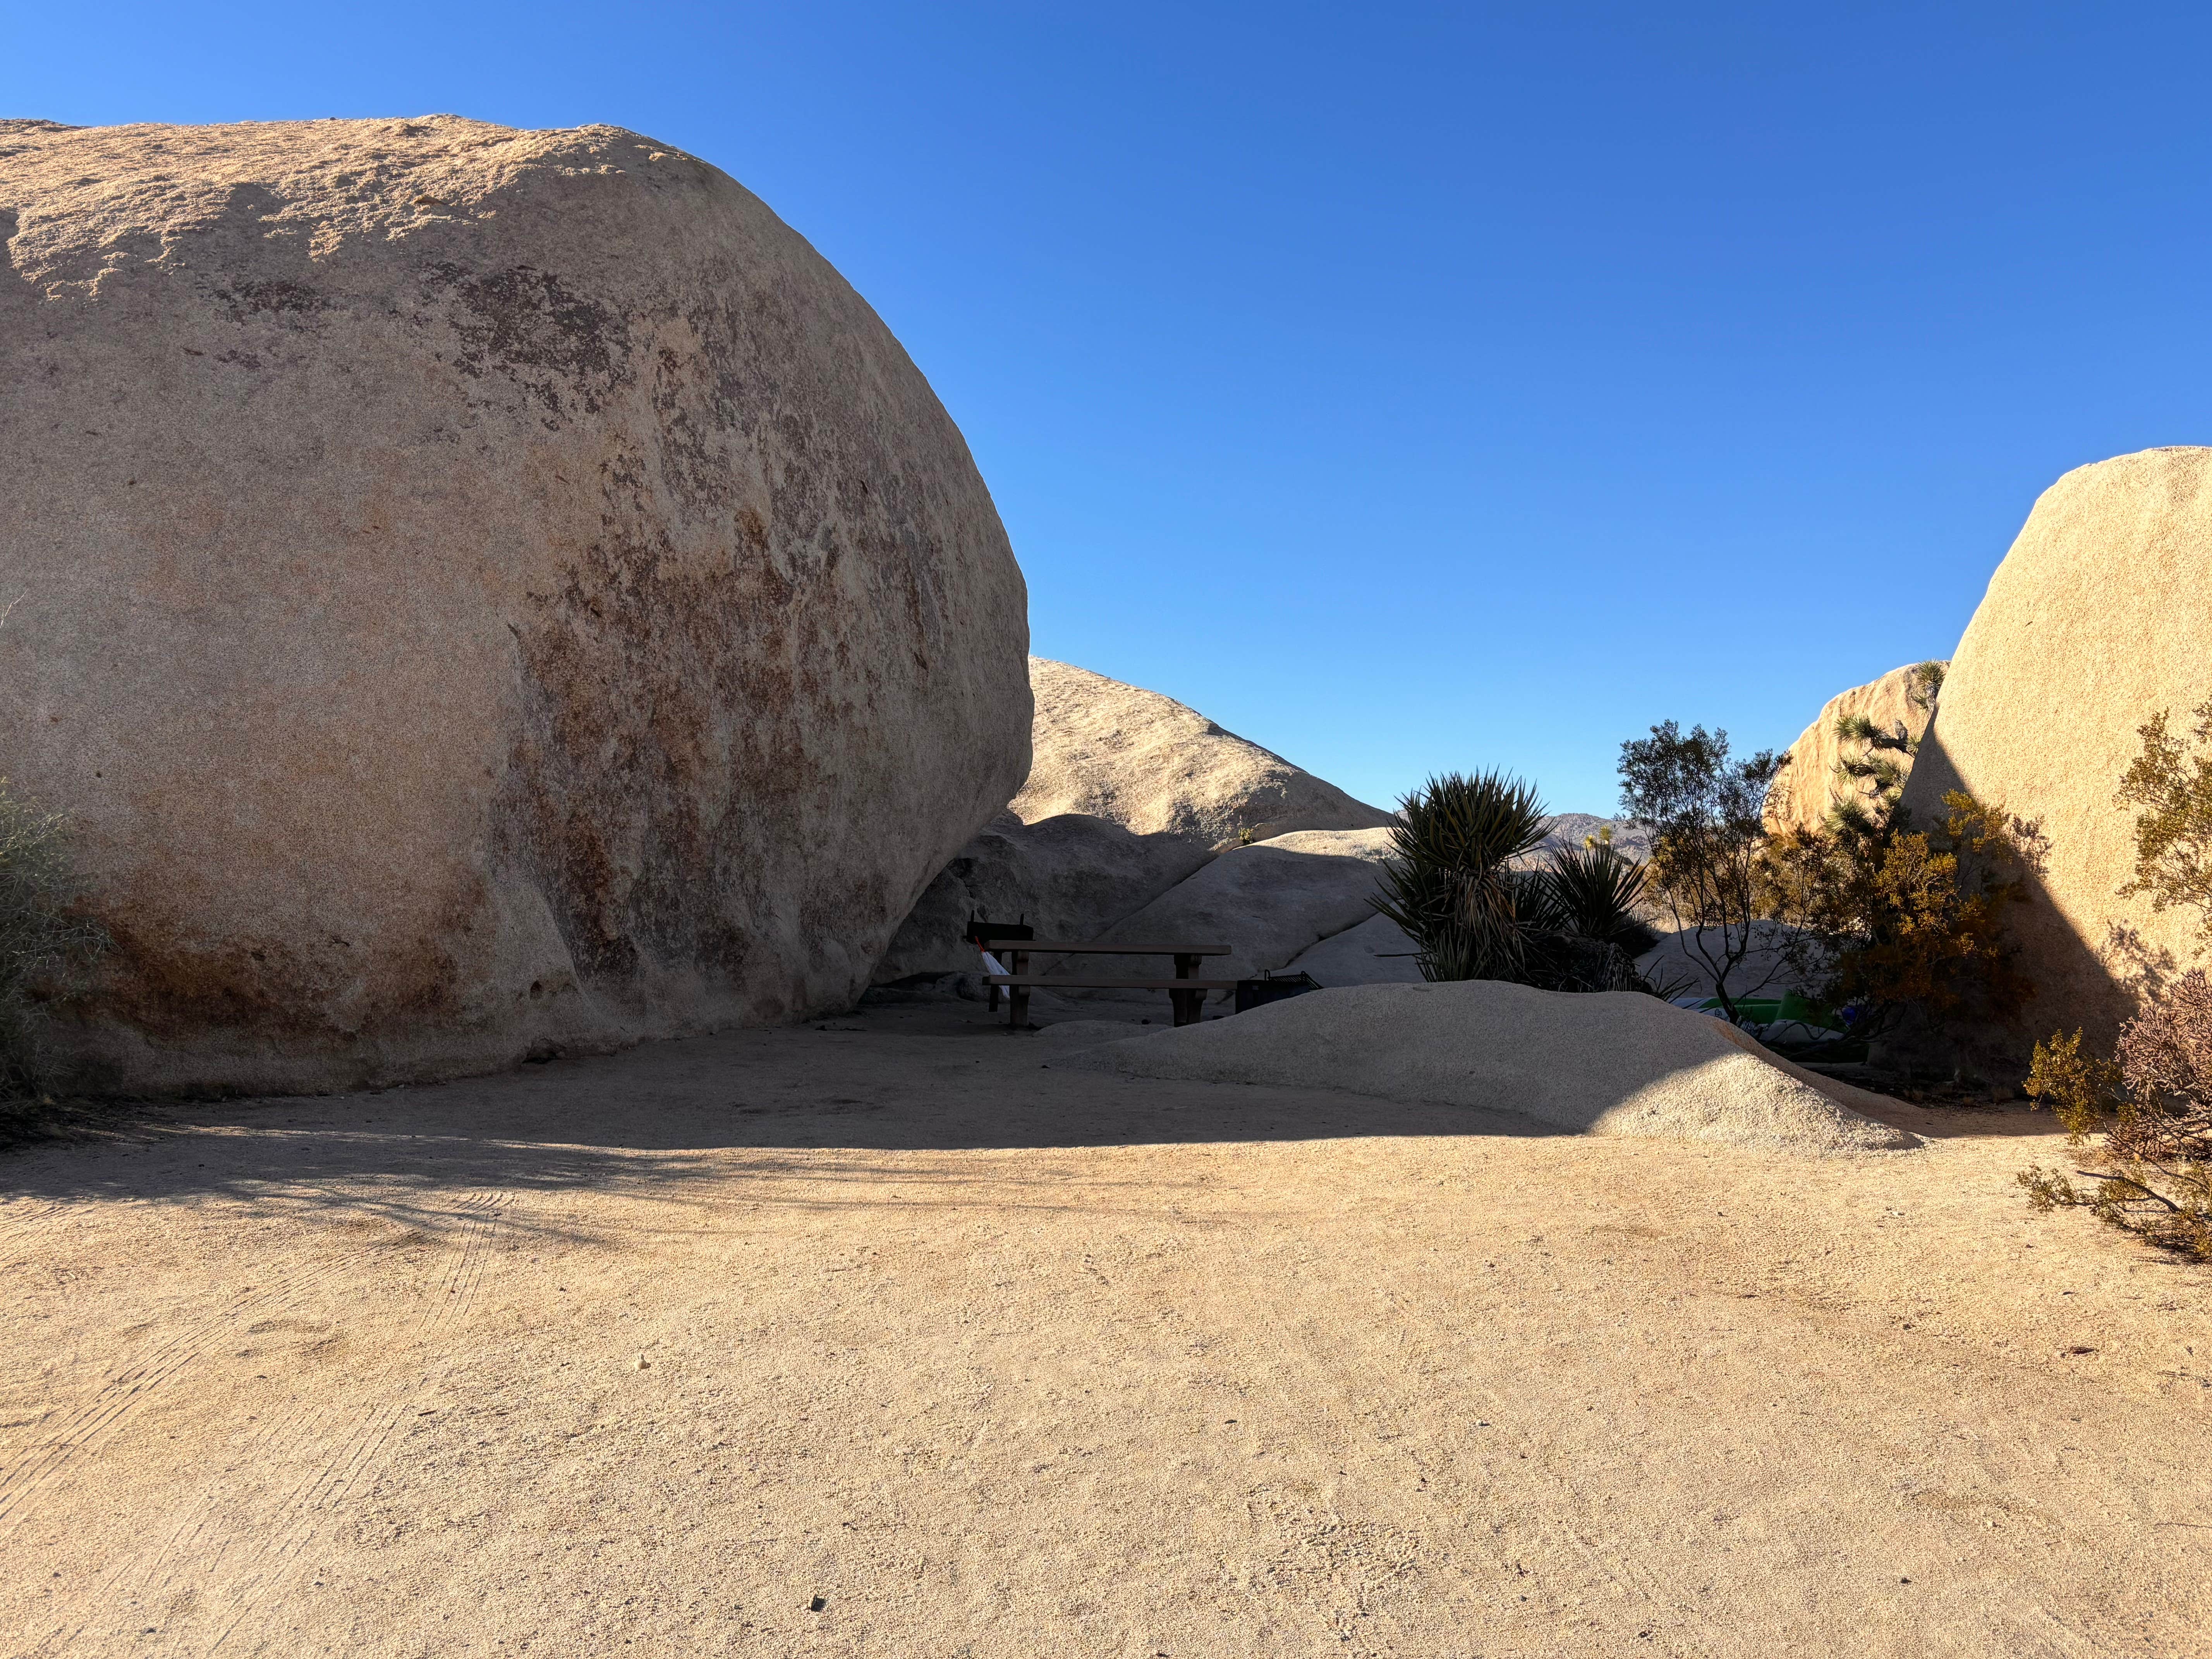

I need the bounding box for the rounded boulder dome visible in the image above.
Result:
[1901,446,2212,1067]
[0,116,1031,1092]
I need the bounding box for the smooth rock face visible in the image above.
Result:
[874,809,1201,975]
[874,659,1395,978]
[1900,447,2212,1065]
[0,117,1030,1091]
[1282,912,1425,988]
[1058,981,1917,1153]
[1046,827,1396,996]
[1014,658,1398,848]
[1765,663,1943,836]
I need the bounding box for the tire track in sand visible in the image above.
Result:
[0,1238,395,1545]
[25,1191,515,1658]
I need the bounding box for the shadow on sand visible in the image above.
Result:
[0,1001,2056,1237]
[0,1006,1557,1226]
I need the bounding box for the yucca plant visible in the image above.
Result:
[1373,771,1552,983]
[1535,841,1660,958]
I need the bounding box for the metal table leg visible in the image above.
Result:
[1171,952,1201,1026]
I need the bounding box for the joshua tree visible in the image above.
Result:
[1826,659,1946,839]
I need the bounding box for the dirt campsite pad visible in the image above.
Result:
[3,1000,2210,1657]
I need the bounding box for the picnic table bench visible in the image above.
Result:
[966,917,1233,1029]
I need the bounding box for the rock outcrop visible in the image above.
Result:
[0,117,1030,1092]
[1534,813,1652,863]
[1765,663,1944,836]
[1013,658,1396,848]
[1900,447,2212,1065]
[874,659,1395,978]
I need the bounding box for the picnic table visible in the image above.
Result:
[968,923,1235,1029]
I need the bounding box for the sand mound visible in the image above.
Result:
[1033,1018,1156,1052]
[1056,981,1917,1152]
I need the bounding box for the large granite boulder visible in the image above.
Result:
[874,659,1395,978]
[0,117,1030,1092]
[1900,447,2212,1066]
[1764,663,1944,836]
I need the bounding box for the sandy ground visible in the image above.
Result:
[2,999,2208,1658]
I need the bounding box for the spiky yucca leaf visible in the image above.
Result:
[1536,842,1658,957]
[1374,771,1551,983]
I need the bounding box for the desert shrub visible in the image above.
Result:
[2115,697,2212,943]
[2019,703,2212,1259]
[0,779,108,1098]
[1374,773,1651,992]
[2019,986,2212,1261]
[1618,721,1785,1020]
[1763,789,2035,1044]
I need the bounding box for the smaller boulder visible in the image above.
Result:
[1532,814,1652,864]
[872,811,1202,981]
[1283,913,1426,988]
[1044,828,1396,994]
[1765,663,1944,836]
[876,659,1396,981]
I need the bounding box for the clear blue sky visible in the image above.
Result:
[12,3,2210,814]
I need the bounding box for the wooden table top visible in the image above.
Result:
[989,942,1231,955]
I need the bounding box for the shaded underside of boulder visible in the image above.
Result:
[0,116,1030,1092]
[1764,663,1944,837]
[1283,911,1425,987]
[1044,827,1396,995]
[1057,981,1917,1153]
[872,809,1206,980]
[1899,446,2212,1069]
[1635,922,1811,1004]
